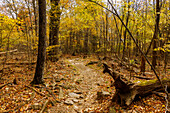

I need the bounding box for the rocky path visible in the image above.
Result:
[49,58,113,113]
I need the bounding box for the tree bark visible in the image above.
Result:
[84,28,89,55]
[49,0,61,61]
[32,0,38,37]
[122,0,130,59]
[152,0,160,69]
[31,0,46,85]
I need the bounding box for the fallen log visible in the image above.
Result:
[103,63,170,106]
[0,62,36,65]
[0,49,17,55]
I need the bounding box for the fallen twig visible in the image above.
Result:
[0,49,17,55]
[165,85,169,113]
[152,91,165,98]
[1,62,36,65]
[36,96,48,103]
[40,99,50,113]
[0,82,12,89]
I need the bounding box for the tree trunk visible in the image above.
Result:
[140,56,145,72]
[105,3,109,55]
[122,0,130,59]
[152,0,160,69]
[32,0,38,37]
[49,0,61,61]
[31,0,46,85]
[69,29,73,53]
[84,28,89,55]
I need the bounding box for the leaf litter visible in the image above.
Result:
[0,55,168,112]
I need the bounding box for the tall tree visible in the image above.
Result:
[49,0,61,61]
[152,0,160,68]
[32,0,38,37]
[31,0,46,85]
[122,0,130,59]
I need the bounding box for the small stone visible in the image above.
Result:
[59,87,63,99]
[5,87,9,91]
[102,91,110,96]
[31,103,42,110]
[74,105,78,109]
[72,98,79,103]
[74,105,82,113]
[84,108,92,113]
[78,100,84,105]
[80,95,84,99]
[64,98,74,105]
[68,93,81,98]
[97,91,110,99]
[74,91,83,94]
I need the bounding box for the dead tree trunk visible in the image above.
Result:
[103,63,170,106]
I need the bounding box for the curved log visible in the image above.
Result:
[103,63,170,106]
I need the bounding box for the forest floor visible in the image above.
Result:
[0,54,169,113]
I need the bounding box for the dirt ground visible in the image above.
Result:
[0,55,169,112]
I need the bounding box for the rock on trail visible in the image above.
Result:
[48,58,112,113]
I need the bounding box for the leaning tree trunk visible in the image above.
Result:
[103,63,170,106]
[31,0,46,85]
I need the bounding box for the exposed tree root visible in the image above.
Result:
[40,99,50,113]
[26,85,46,96]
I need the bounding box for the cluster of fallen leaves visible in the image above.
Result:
[0,54,169,112]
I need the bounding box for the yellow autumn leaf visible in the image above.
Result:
[162,105,165,107]
[134,105,138,108]
[20,108,23,111]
